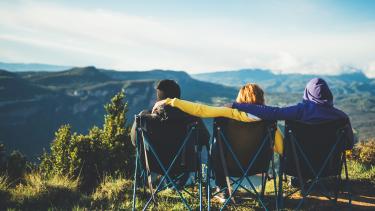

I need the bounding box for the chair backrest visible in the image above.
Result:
[137,114,199,175]
[284,119,349,179]
[214,118,276,177]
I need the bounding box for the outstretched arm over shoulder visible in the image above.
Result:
[232,102,302,121]
[158,98,286,154]
[163,98,259,122]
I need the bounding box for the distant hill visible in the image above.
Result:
[21,66,112,87]
[0,67,236,158]
[193,69,375,95]
[0,69,52,101]
[0,62,71,72]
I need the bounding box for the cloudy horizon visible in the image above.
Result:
[1,0,375,77]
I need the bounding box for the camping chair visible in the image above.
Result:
[208,118,278,211]
[132,114,205,211]
[277,119,352,210]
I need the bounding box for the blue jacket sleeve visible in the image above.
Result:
[232,102,303,120]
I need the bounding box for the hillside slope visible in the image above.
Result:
[0,67,236,158]
[1,66,375,158]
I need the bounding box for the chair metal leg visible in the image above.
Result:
[334,175,340,205]
[343,156,352,206]
[132,151,139,211]
[277,155,284,210]
[218,128,274,211]
[260,173,266,199]
[198,147,203,211]
[220,161,269,211]
[206,145,212,211]
[142,170,147,198]
[141,130,195,211]
[271,154,279,211]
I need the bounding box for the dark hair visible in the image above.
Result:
[156,79,181,101]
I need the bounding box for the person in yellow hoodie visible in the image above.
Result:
[152,83,284,154]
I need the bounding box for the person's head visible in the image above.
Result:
[303,78,333,106]
[235,83,265,105]
[155,79,181,101]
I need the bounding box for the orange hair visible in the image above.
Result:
[235,83,265,105]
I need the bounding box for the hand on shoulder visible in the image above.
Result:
[152,99,167,113]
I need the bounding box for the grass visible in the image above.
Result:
[5,172,85,210]
[346,159,375,181]
[0,175,11,209]
[0,159,374,210]
[91,175,133,209]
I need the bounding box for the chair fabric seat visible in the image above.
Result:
[140,116,199,175]
[214,118,275,177]
[283,119,349,179]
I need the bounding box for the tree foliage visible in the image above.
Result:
[350,139,375,166]
[40,90,134,191]
[0,143,27,182]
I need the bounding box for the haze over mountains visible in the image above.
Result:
[0,62,71,72]
[193,69,375,95]
[1,63,374,159]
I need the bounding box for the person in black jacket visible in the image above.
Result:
[131,79,209,189]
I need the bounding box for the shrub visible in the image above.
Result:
[40,91,134,191]
[350,139,375,166]
[346,159,375,181]
[0,143,27,183]
[0,175,10,209]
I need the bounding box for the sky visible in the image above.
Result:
[0,0,375,77]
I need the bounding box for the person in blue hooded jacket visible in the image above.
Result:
[231,77,355,149]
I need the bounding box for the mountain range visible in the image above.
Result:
[193,69,375,141]
[0,66,236,158]
[0,64,374,159]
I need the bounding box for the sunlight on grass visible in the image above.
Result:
[9,172,82,209]
[91,175,133,209]
[346,159,375,181]
[0,175,9,191]
[0,158,374,210]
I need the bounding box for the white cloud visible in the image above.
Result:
[0,1,374,77]
[243,52,345,75]
[365,61,375,78]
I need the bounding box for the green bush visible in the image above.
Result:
[0,143,27,183]
[0,175,10,209]
[40,91,134,191]
[350,139,375,166]
[346,159,375,182]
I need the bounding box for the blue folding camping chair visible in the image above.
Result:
[277,119,352,210]
[132,114,206,211]
[208,118,278,211]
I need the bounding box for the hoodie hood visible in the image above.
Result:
[303,78,333,106]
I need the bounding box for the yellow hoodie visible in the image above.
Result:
[163,98,284,154]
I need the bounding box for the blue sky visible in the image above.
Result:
[0,0,375,76]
